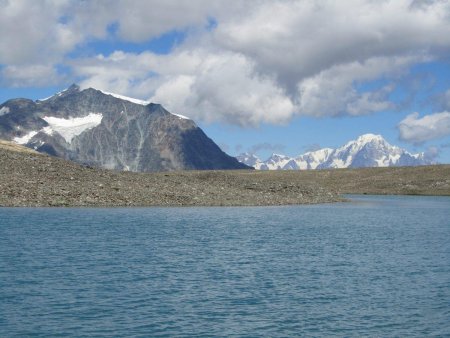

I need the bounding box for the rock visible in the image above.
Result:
[0,85,249,172]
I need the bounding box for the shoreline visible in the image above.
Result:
[2,193,449,209]
[1,142,449,207]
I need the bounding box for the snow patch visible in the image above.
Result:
[375,156,387,167]
[330,159,345,168]
[42,126,54,136]
[43,113,103,143]
[37,87,71,101]
[14,131,38,144]
[356,133,383,143]
[297,148,333,169]
[172,113,190,120]
[38,95,53,101]
[96,89,191,120]
[0,106,10,116]
[97,89,150,106]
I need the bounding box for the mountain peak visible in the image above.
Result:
[92,88,191,120]
[2,86,247,172]
[355,133,385,143]
[238,133,432,170]
[67,83,80,92]
[37,84,80,102]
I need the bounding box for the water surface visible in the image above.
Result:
[1,195,449,336]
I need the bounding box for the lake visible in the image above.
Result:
[1,195,449,337]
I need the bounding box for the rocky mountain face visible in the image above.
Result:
[0,85,249,172]
[237,134,433,170]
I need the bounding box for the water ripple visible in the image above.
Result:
[1,196,449,336]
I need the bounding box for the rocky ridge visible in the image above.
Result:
[0,85,248,172]
[0,141,339,207]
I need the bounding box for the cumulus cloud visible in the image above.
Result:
[0,0,221,64]
[398,111,450,143]
[151,51,295,126]
[74,51,156,95]
[1,64,61,87]
[0,0,224,86]
[214,0,450,90]
[71,50,426,125]
[3,0,450,125]
[0,0,82,65]
[74,49,295,126]
[296,55,425,117]
[105,0,218,42]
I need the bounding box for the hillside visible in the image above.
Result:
[0,141,448,207]
[0,141,338,207]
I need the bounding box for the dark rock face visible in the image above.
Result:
[0,85,249,172]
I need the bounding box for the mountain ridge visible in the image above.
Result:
[237,134,433,170]
[0,84,249,172]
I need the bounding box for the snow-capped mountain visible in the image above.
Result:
[0,84,249,172]
[237,134,433,170]
[235,153,267,169]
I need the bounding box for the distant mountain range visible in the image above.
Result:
[0,84,249,172]
[237,134,434,170]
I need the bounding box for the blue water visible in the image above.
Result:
[0,195,449,337]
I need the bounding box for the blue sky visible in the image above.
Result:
[1,0,450,162]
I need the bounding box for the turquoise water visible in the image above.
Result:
[1,195,449,337]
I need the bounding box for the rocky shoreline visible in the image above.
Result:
[1,141,448,207]
[0,141,340,207]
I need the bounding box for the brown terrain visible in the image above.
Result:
[0,140,449,207]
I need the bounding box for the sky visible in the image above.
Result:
[1,0,450,162]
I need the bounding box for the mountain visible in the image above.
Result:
[0,84,249,172]
[237,134,434,170]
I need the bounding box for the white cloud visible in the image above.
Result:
[152,50,296,126]
[0,0,80,65]
[398,111,450,143]
[70,49,434,125]
[108,0,216,42]
[1,64,61,87]
[74,49,295,126]
[296,54,428,117]
[0,0,221,65]
[3,0,450,125]
[214,0,450,89]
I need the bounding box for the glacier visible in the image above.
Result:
[237,134,433,170]
[43,113,103,144]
